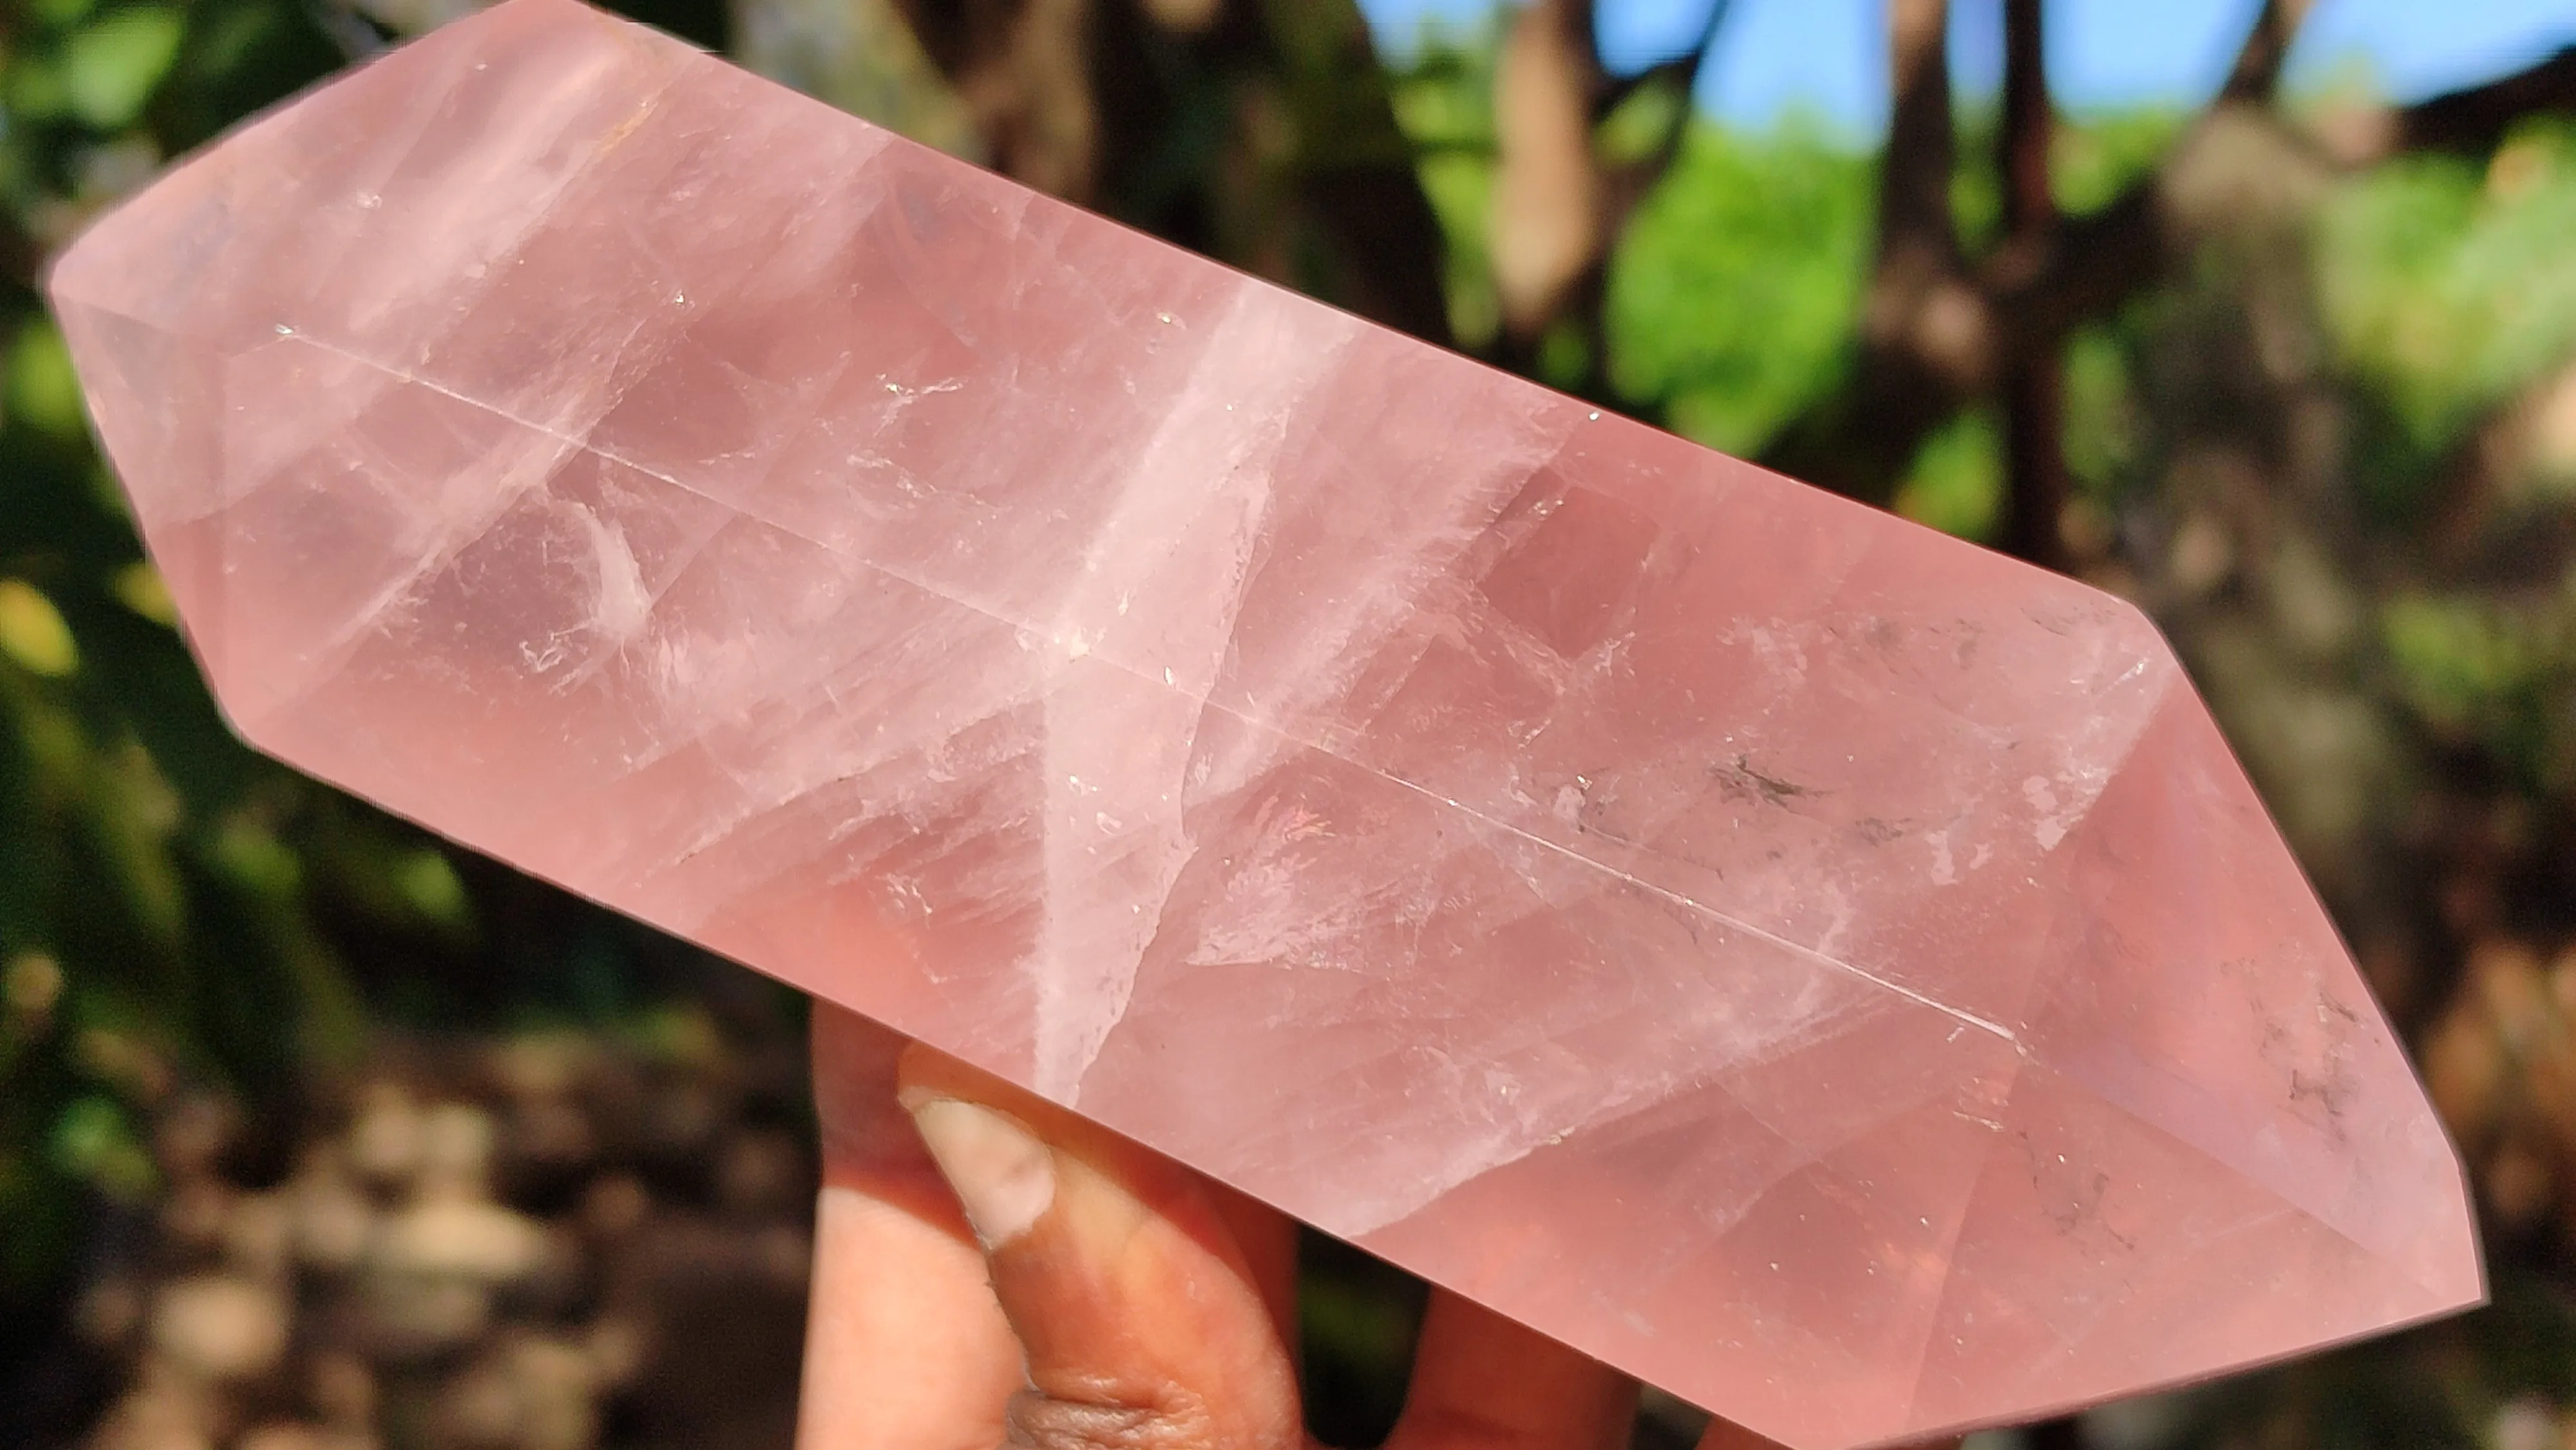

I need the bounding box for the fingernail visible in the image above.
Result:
[905,1095,1056,1250]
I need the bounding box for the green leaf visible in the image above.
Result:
[2052,108,2184,216]
[3,954,65,1026]
[2320,119,2576,460]
[393,849,469,930]
[84,742,187,945]
[110,562,175,626]
[1605,121,1869,454]
[6,320,88,440]
[208,815,301,899]
[50,1093,155,1199]
[2063,325,2139,493]
[1891,408,2003,543]
[7,56,71,122]
[23,0,98,30]
[61,6,184,129]
[1595,78,1684,168]
[0,581,80,679]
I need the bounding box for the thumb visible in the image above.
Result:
[896,1044,1305,1450]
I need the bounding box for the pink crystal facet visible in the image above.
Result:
[48,3,2481,1443]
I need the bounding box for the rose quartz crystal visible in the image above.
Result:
[46,1,2481,1442]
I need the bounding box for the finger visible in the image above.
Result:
[796,1005,1021,1450]
[1696,1422,1963,1450]
[898,1044,1304,1450]
[1204,1180,1301,1353]
[1386,1291,1636,1450]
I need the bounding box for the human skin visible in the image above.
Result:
[794,1002,1965,1450]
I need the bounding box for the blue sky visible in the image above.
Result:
[1359,0,2576,134]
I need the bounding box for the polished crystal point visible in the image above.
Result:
[47,2,2481,1442]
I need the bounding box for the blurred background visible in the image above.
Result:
[2,0,2574,1445]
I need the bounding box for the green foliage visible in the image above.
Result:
[8,3,180,131]
[2052,107,2184,216]
[2062,322,2143,496]
[2320,119,2576,472]
[1933,102,2180,278]
[1891,405,2003,541]
[2383,583,2576,791]
[1388,31,1501,348]
[1594,74,1687,167]
[2315,119,2576,789]
[60,8,186,130]
[1605,120,1871,455]
[6,320,87,440]
[1949,123,2002,253]
[0,0,761,1351]
[0,0,462,1336]
[0,579,79,677]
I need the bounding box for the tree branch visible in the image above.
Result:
[1859,0,1975,389]
[0,210,39,293]
[2220,0,2313,105]
[1754,0,2576,516]
[2387,44,2576,156]
[882,0,1453,346]
[1997,0,2067,567]
[1989,181,2166,340]
[1242,0,1457,346]
[1596,0,1735,234]
[1766,0,1970,501]
[1999,0,2050,239]
[1595,0,1732,124]
[1877,0,1960,276]
[888,0,1100,200]
[1487,0,1735,370]
[1490,0,1605,344]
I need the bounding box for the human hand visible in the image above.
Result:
[793,1002,1962,1450]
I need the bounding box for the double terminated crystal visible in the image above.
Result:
[49,3,2479,1444]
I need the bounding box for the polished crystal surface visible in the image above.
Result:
[46,3,2482,1442]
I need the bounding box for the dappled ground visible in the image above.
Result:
[53,1007,815,1450]
[24,969,1730,1450]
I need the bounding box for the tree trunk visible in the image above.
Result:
[1998,0,2067,567]
[1766,0,1981,504]
[886,0,1455,346]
